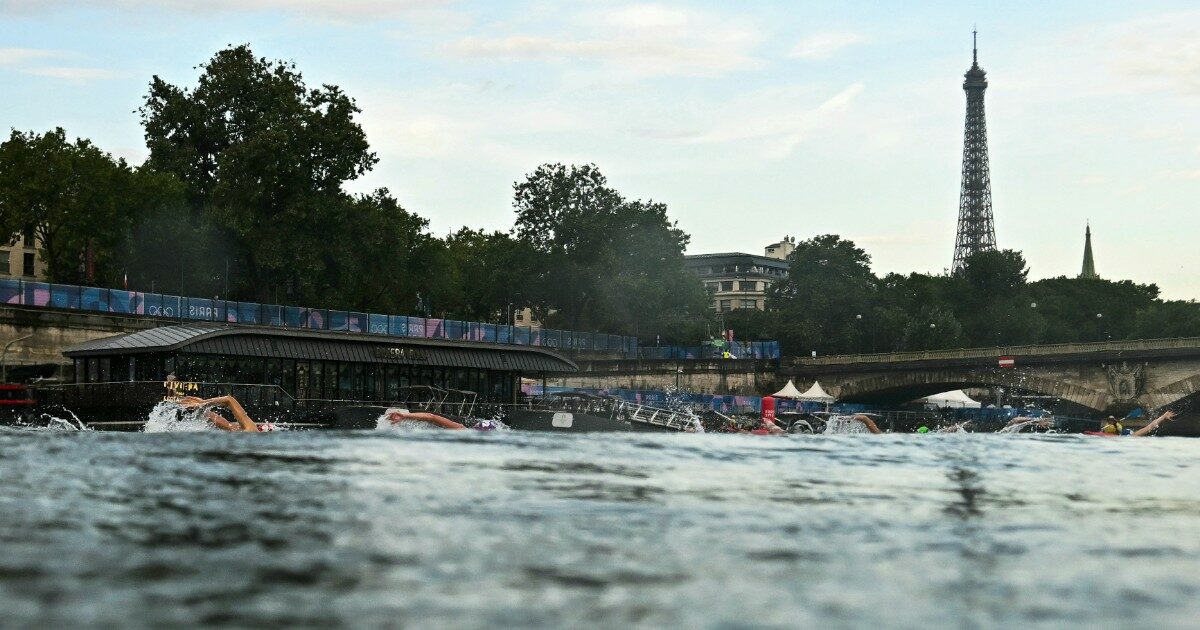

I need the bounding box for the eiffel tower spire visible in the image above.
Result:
[952,29,997,272]
[1080,223,1098,279]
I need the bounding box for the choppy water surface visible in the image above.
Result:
[1,429,1198,628]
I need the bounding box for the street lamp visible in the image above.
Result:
[2,334,33,382]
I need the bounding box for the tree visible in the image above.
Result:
[511,163,707,337]
[768,235,877,355]
[431,227,537,322]
[954,250,1043,346]
[900,306,966,350]
[318,189,434,313]
[139,44,377,302]
[0,128,166,284]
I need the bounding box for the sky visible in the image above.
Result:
[2,1,1198,297]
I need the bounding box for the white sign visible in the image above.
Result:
[551,412,574,428]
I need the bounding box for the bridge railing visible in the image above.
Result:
[0,277,639,357]
[794,337,1200,366]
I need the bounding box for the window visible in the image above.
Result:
[23,252,35,277]
[739,281,757,292]
[515,312,524,322]
[740,299,757,309]
[22,228,34,247]
[0,250,8,275]
[719,281,734,291]
[705,282,717,293]
[718,299,732,311]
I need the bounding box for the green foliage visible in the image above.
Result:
[139,44,378,303]
[8,43,1200,356]
[511,163,708,338]
[431,227,537,322]
[765,237,1200,355]
[768,235,877,354]
[0,128,166,284]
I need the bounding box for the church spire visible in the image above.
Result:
[1080,223,1098,279]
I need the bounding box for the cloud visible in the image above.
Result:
[21,66,124,81]
[444,4,763,78]
[447,35,759,76]
[681,82,865,159]
[0,47,119,82]
[1103,11,1200,96]
[787,32,865,60]
[0,47,61,65]
[0,0,452,19]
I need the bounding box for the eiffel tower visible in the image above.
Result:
[951,30,997,273]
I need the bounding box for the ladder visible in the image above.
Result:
[623,403,700,432]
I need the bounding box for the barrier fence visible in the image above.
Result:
[1,278,638,355]
[637,342,781,361]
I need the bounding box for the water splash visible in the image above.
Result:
[998,418,1054,434]
[823,415,870,434]
[39,408,89,431]
[376,410,510,431]
[143,401,216,433]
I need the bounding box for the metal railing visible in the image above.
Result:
[795,337,1200,366]
[1,277,638,356]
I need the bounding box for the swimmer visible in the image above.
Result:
[852,414,884,434]
[387,409,467,430]
[1121,410,1176,436]
[179,395,273,432]
[1000,416,1054,433]
[749,417,787,436]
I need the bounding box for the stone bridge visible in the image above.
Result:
[564,338,1200,414]
[786,339,1200,414]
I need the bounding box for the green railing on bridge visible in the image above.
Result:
[794,337,1200,367]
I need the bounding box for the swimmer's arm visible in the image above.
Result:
[854,414,883,434]
[205,411,238,432]
[186,395,257,431]
[391,411,466,430]
[1132,411,1176,437]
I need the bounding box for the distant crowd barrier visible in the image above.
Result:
[0,278,639,356]
[638,342,781,361]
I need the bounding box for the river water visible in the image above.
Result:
[1,428,1197,628]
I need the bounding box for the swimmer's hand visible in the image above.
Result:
[179,396,205,408]
[388,411,414,423]
[1153,411,1177,425]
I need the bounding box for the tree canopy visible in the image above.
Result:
[4,44,1198,356]
[139,44,382,303]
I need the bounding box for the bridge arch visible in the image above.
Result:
[830,368,1112,412]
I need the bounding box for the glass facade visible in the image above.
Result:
[75,352,517,403]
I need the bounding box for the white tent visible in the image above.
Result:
[917,390,981,409]
[770,380,805,399]
[797,381,836,403]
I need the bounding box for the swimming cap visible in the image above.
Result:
[916,426,930,433]
[256,422,276,432]
[474,419,499,431]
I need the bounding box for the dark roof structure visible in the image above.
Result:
[65,324,578,373]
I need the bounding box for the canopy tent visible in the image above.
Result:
[917,390,981,409]
[797,380,836,403]
[770,380,805,399]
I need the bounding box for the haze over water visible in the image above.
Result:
[1,429,1198,628]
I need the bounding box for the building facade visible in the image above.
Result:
[1,229,47,281]
[684,238,793,312]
